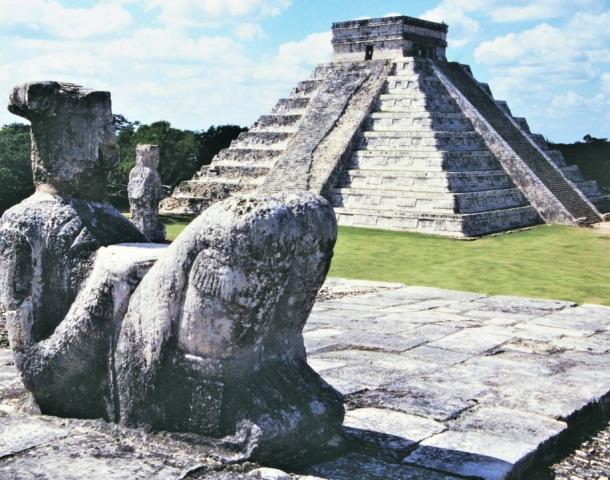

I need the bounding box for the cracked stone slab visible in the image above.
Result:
[468,296,576,315]
[448,406,567,444]
[426,327,512,354]
[403,431,531,480]
[343,407,445,452]
[0,416,71,457]
[345,381,482,422]
[400,345,473,365]
[305,453,462,480]
[0,414,250,480]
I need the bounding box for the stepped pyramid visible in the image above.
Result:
[160,15,608,237]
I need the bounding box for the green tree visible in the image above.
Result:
[549,134,610,206]
[1,116,246,212]
[195,125,247,167]
[0,123,34,214]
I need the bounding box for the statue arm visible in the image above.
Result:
[0,225,34,352]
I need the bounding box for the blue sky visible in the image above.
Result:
[1,0,609,142]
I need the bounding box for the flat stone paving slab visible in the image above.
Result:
[304,278,610,479]
[1,278,610,480]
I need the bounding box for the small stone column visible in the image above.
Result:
[128,145,165,242]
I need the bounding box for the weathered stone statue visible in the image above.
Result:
[128,144,165,242]
[0,81,146,418]
[0,81,343,464]
[116,192,343,462]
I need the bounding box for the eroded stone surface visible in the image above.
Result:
[307,280,610,479]
[2,279,610,479]
[128,144,166,242]
[8,81,119,200]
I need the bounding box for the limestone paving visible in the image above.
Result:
[2,278,610,479]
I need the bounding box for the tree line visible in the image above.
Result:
[548,135,610,191]
[0,116,246,213]
[1,124,609,215]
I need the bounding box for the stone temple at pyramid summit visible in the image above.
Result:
[160,15,609,238]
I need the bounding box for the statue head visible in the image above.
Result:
[8,81,120,200]
[135,144,160,169]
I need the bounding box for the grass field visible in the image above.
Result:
[161,217,610,306]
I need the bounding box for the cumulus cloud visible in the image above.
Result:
[475,13,610,80]
[490,0,602,22]
[471,7,610,139]
[421,0,485,48]
[0,0,132,39]
[145,0,291,28]
[234,22,266,40]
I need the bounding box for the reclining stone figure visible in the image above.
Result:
[0,81,344,464]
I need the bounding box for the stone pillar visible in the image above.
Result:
[128,144,165,242]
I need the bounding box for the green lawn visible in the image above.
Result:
[161,217,610,306]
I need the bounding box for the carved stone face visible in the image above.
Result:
[135,144,160,169]
[8,81,119,200]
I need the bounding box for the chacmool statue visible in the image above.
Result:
[0,81,343,464]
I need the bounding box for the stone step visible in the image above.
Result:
[435,61,601,224]
[312,64,334,79]
[349,150,500,172]
[212,148,283,167]
[495,100,512,116]
[271,97,310,115]
[384,77,447,95]
[231,131,292,150]
[378,91,452,102]
[513,117,531,133]
[202,164,271,180]
[592,194,610,213]
[366,112,472,133]
[332,187,529,214]
[359,131,486,151]
[387,73,440,83]
[393,59,434,75]
[575,180,602,197]
[291,79,323,97]
[545,150,567,167]
[249,114,301,133]
[173,177,262,198]
[377,94,460,114]
[559,165,584,183]
[334,205,541,237]
[529,133,548,150]
[338,169,514,192]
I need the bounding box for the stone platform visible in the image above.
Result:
[2,279,610,479]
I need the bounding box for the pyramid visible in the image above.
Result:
[160,15,608,237]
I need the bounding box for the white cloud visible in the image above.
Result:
[471,8,610,139]
[274,31,332,67]
[0,0,132,39]
[145,0,291,28]
[103,28,245,63]
[490,0,602,22]
[421,0,482,48]
[475,13,610,79]
[234,22,266,40]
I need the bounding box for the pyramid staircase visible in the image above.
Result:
[160,14,606,237]
[159,76,326,215]
[435,61,602,225]
[331,59,543,237]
